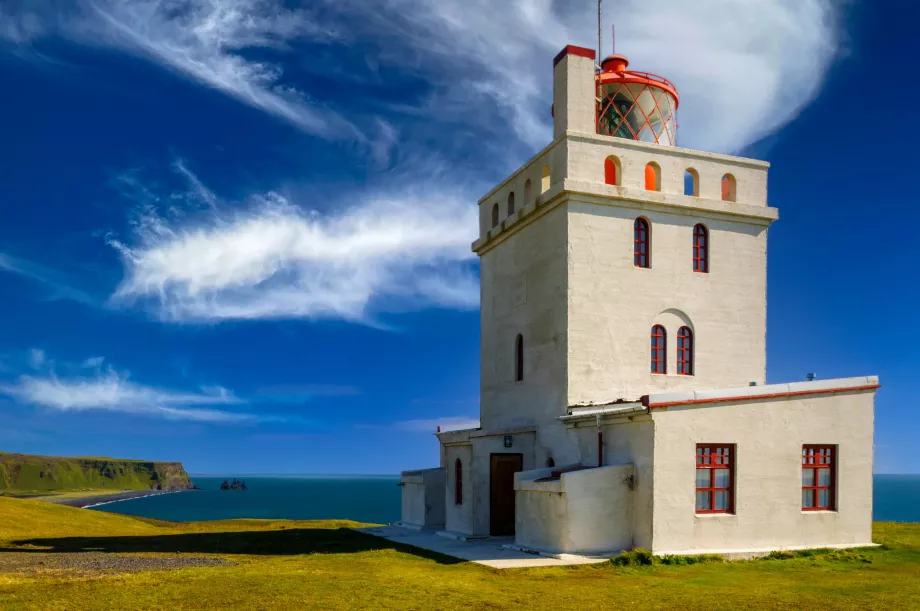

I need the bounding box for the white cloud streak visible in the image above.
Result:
[326,0,843,154]
[0,365,252,423]
[108,165,480,324]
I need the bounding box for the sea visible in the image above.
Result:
[92,474,920,524]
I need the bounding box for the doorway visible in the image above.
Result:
[490,453,523,536]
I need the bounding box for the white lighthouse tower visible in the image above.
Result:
[399,43,878,559]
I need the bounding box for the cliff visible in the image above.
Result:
[0,452,195,494]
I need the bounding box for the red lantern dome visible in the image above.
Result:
[596,54,679,146]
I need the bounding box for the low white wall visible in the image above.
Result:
[400,468,445,530]
[515,463,634,554]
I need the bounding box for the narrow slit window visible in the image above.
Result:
[677,326,694,375]
[507,191,515,216]
[491,203,499,228]
[693,224,709,273]
[802,445,836,511]
[541,165,551,193]
[455,458,463,505]
[524,179,532,204]
[696,444,734,514]
[634,218,650,268]
[514,334,524,382]
[651,325,666,374]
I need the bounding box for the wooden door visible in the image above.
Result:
[490,453,523,536]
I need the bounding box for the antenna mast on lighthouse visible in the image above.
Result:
[597,0,603,72]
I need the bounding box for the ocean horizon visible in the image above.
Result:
[91,473,920,524]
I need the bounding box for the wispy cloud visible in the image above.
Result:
[0,252,98,306]
[0,351,254,423]
[325,0,843,154]
[108,162,479,324]
[0,1,391,148]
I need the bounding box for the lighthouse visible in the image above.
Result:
[395,42,878,561]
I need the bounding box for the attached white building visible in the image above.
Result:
[399,44,879,557]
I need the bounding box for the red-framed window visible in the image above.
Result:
[677,326,693,375]
[650,325,666,374]
[514,334,524,382]
[634,218,650,268]
[802,445,835,511]
[696,444,734,514]
[693,224,709,273]
[455,458,463,505]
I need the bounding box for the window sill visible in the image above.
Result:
[694,513,736,519]
[801,509,837,515]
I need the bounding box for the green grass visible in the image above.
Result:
[0,497,917,610]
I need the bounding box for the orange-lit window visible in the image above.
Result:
[693,224,708,273]
[677,326,693,375]
[455,458,463,505]
[651,325,666,374]
[634,218,650,268]
[645,163,660,191]
[541,165,551,193]
[802,446,835,511]
[696,445,734,514]
[721,174,737,202]
[605,156,620,186]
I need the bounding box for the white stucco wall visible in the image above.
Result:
[479,204,569,432]
[443,444,474,534]
[400,468,445,530]
[566,196,769,404]
[650,387,876,554]
[515,464,635,554]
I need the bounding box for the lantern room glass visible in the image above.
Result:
[598,83,677,146]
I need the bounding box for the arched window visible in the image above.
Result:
[524,178,532,204]
[454,458,463,505]
[507,191,515,216]
[541,165,551,193]
[546,457,556,468]
[491,203,499,228]
[684,169,699,196]
[645,162,661,191]
[677,326,694,375]
[514,334,524,382]
[721,174,737,202]
[693,224,709,273]
[604,156,621,186]
[651,325,667,374]
[634,218,650,268]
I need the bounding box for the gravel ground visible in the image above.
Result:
[0,552,234,575]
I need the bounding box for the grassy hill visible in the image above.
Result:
[0,452,193,495]
[0,496,917,610]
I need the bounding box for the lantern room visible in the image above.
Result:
[596,54,679,146]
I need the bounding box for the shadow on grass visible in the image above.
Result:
[2,528,463,565]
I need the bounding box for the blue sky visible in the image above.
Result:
[0,0,916,475]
